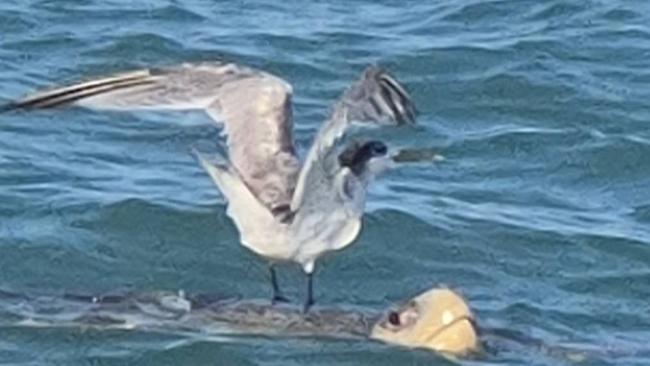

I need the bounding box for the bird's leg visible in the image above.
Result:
[270,265,289,305]
[302,272,315,314]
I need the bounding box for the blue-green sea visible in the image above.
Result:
[1,1,650,365]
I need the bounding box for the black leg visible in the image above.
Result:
[270,265,289,305]
[303,272,315,314]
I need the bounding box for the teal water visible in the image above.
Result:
[1,1,650,365]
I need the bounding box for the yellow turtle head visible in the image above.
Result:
[371,287,480,356]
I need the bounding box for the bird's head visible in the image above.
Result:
[338,140,391,180]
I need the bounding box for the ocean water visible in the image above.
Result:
[1,0,650,365]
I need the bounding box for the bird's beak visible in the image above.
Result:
[370,288,480,357]
[391,147,444,164]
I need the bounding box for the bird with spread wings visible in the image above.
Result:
[6,61,416,312]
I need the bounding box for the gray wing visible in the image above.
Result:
[7,62,300,212]
[290,66,416,212]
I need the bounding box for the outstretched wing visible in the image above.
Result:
[290,66,416,212]
[195,152,283,252]
[7,62,300,212]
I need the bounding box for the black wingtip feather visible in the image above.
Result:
[377,72,416,124]
[347,66,418,126]
[378,83,406,125]
[3,73,156,110]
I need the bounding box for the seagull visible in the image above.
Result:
[6,61,416,312]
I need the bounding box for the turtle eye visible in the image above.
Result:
[388,311,401,326]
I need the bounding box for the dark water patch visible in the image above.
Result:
[574,235,650,268]
[561,135,650,187]
[586,25,650,43]
[559,271,650,303]
[478,72,576,106]
[81,33,186,63]
[631,203,650,223]
[500,302,590,337]
[2,34,89,54]
[0,198,257,296]
[147,5,208,23]
[31,1,206,23]
[1,326,184,364]
[441,0,531,24]
[599,7,641,21]
[133,339,263,366]
[0,240,114,291]
[401,45,514,84]
[313,30,396,46]
[0,10,38,34]
[526,2,588,22]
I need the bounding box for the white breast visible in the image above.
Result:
[290,171,366,273]
[292,215,362,274]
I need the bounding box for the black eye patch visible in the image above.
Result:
[370,141,387,155]
[338,140,388,176]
